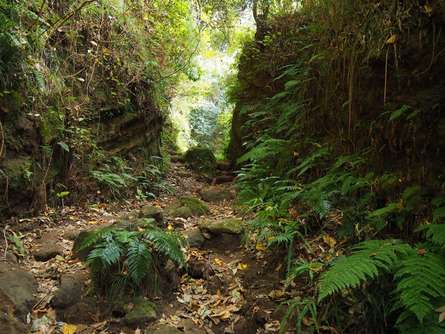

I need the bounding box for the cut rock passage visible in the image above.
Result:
[1,162,285,334]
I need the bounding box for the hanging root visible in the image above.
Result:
[384,47,389,105]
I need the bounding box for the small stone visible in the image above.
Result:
[183,228,205,248]
[199,218,244,235]
[33,231,63,262]
[33,244,63,261]
[124,299,157,325]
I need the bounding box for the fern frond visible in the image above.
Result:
[77,227,114,251]
[420,224,445,248]
[394,253,445,323]
[87,236,123,267]
[127,240,154,284]
[144,229,185,266]
[318,240,411,301]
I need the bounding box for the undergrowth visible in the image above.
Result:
[76,219,185,297]
[230,0,445,333]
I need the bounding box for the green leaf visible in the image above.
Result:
[57,141,70,152]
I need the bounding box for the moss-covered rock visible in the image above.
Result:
[139,205,164,225]
[166,197,209,218]
[179,197,209,215]
[199,218,244,235]
[200,186,234,203]
[183,228,205,248]
[167,206,194,218]
[183,147,217,174]
[124,299,157,325]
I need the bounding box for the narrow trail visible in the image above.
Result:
[1,162,286,334]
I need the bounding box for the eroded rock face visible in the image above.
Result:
[199,218,244,235]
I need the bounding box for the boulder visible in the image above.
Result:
[200,186,234,202]
[199,218,244,235]
[124,299,157,326]
[51,273,86,309]
[33,231,63,261]
[0,263,37,319]
[183,147,216,175]
[139,205,164,225]
[183,228,205,248]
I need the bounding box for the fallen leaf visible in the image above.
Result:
[255,243,266,251]
[213,257,224,266]
[62,324,77,334]
[237,263,248,270]
[424,4,433,15]
[323,235,337,248]
[386,34,397,45]
[268,289,285,300]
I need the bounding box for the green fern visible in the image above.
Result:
[394,252,445,323]
[127,240,154,284]
[80,224,184,297]
[420,224,445,248]
[318,240,411,301]
[144,229,185,266]
[87,235,123,267]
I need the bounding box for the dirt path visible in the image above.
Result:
[1,162,286,334]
